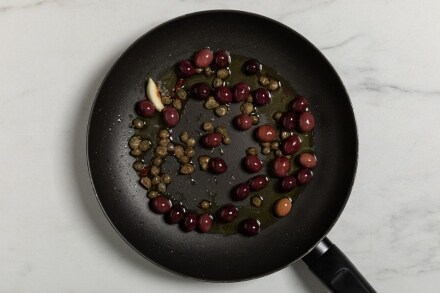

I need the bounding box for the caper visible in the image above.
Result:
[261,142,271,148]
[204,96,220,110]
[275,149,283,157]
[251,196,263,207]
[173,99,182,110]
[129,136,141,150]
[241,102,254,115]
[186,138,196,148]
[157,183,167,193]
[215,105,228,117]
[270,141,280,150]
[159,138,170,146]
[155,146,167,157]
[195,67,203,74]
[213,77,223,88]
[216,126,227,137]
[166,142,175,152]
[180,163,195,174]
[250,114,259,125]
[259,75,270,86]
[198,200,211,210]
[280,131,291,140]
[222,136,232,145]
[202,121,214,132]
[130,149,142,157]
[185,147,196,158]
[246,147,258,156]
[179,155,190,164]
[140,177,152,189]
[132,118,144,129]
[174,145,184,158]
[216,68,230,79]
[159,129,170,138]
[246,95,253,103]
[147,190,158,199]
[180,131,189,142]
[152,156,162,166]
[204,66,213,77]
[161,173,172,185]
[150,165,160,176]
[139,140,150,152]
[269,79,280,91]
[161,96,172,105]
[133,161,144,171]
[177,89,188,100]
[273,112,283,121]
[198,156,210,171]
[262,147,271,155]
[151,176,161,185]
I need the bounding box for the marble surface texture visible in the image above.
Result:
[1,0,440,292]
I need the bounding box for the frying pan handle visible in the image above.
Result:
[302,237,376,293]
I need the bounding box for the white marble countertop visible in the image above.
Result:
[1,0,440,292]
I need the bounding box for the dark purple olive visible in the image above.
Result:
[234,114,253,131]
[215,86,233,104]
[177,60,195,77]
[166,204,186,224]
[217,204,238,223]
[249,175,269,191]
[149,196,171,214]
[280,112,296,131]
[272,156,291,177]
[136,100,156,117]
[232,183,251,201]
[240,218,260,236]
[197,214,213,233]
[295,168,313,185]
[194,48,214,68]
[281,135,302,155]
[243,59,262,75]
[201,132,222,148]
[298,112,315,132]
[233,82,250,102]
[253,88,271,106]
[244,155,263,173]
[289,96,309,113]
[190,82,211,100]
[209,157,228,174]
[162,106,180,128]
[280,175,297,192]
[213,50,231,69]
[181,212,198,232]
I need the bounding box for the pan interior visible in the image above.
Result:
[88,10,358,281]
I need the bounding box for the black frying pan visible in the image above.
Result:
[88,10,376,292]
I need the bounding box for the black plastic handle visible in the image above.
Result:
[302,237,376,293]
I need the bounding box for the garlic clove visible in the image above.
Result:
[146,78,165,112]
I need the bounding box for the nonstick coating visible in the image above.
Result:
[88,10,358,281]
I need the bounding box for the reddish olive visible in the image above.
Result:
[201,132,222,148]
[281,135,302,155]
[244,155,263,173]
[217,204,238,223]
[149,195,171,214]
[177,60,195,77]
[181,212,198,232]
[234,114,253,131]
[232,183,251,201]
[209,157,228,174]
[295,168,313,185]
[197,214,213,233]
[166,204,186,224]
[215,86,233,104]
[194,48,214,68]
[240,218,260,236]
[213,50,231,69]
[232,82,250,102]
[253,88,271,106]
[289,96,309,113]
[136,100,156,117]
[272,156,291,177]
[280,175,297,192]
[256,124,277,142]
[161,106,180,128]
[298,112,315,132]
[191,82,211,100]
[249,175,269,191]
[280,112,296,131]
[298,153,317,169]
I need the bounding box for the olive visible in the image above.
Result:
[194,48,214,68]
[243,155,263,173]
[217,204,238,223]
[248,175,269,191]
[215,86,233,104]
[253,88,271,106]
[295,168,313,185]
[166,204,186,224]
[281,135,302,155]
[213,50,231,69]
[201,132,222,148]
[243,59,262,75]
[177,60,196,77]
[208,157,228,174]
[233,114,253,131]
[240,218,260,236]
[136,100,156,117]
[197,214,213,233]
[289,96,309,113]
[162,106,180,128]
[181,212,198,232]
[274,198,292,217]
[256,124,277,142]
[272,156,291,177]
[190,82,211,100]
[280,112,296,131]
[149,195,171,214]
[298,112,315,132]
[232,82,251,102]
[232,183,251,201]
[280,175,297,192]
[298,153,317,169]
